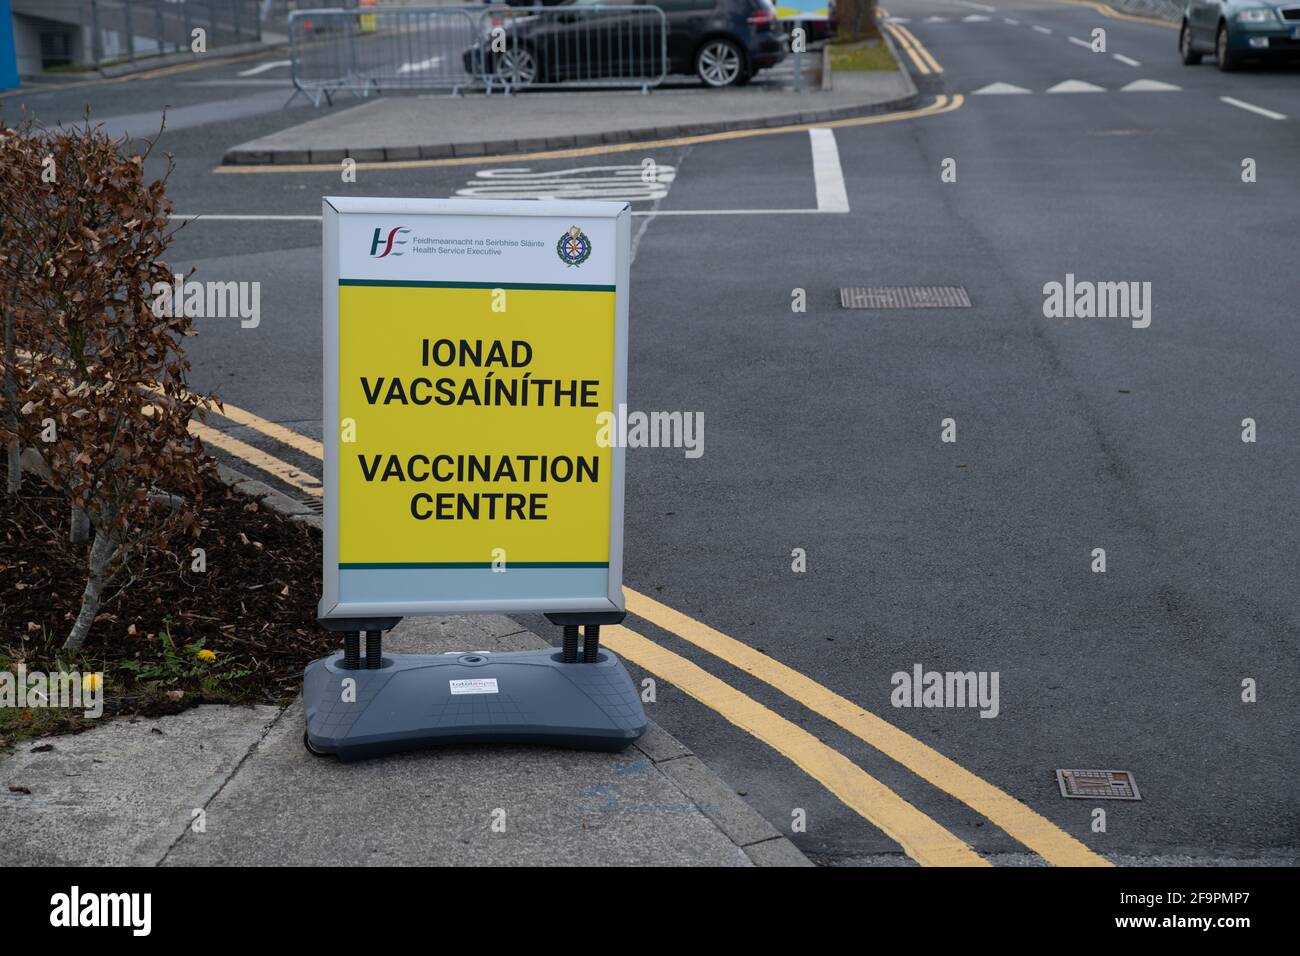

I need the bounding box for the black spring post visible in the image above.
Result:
[343,631,361,670]
[582,624,600,662]
[562,624,579,663]
[365,630,382,669]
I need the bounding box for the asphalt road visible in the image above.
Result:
[5,0,1297,865]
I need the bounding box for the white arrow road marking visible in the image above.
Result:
[397,56,443,75]
[810,128,850,213]
[1032,25,1052,33]
[1220,96,1286,120]
[237,59,291,77]
[1121,78,1180,91]
[1113,53,1141,66]
[972,82,1032,94]
[174,210,854,221]
[1047,79,1106,92]
[455,164,677,201]
[171,214,323,221]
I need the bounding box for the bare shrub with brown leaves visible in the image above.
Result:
[0,115,216,651]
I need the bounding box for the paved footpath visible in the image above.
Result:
[223,70,916,164]
[0,615,808,867]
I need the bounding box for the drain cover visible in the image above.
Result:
[840,286,972,309]
[1056,769,1141,800]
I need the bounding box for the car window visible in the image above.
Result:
[655,0,716,10]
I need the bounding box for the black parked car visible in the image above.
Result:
[466,0,787,88]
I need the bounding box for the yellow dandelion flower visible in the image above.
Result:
[197,649,217,663]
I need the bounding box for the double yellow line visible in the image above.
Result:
[195,398,1108,867]
[881,9,944,76]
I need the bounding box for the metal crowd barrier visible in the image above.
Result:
[290,6,480,105]
[476,4,668,94]
[289,4,668,105]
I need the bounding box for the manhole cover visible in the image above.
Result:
[840,286,972,309]
[1056,769,1141,800]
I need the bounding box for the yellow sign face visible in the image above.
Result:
[338,283,615,570]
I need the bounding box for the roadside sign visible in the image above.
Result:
[775,2,830,19]
[319,197,630,620]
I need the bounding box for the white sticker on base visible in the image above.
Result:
[450,678,499,695]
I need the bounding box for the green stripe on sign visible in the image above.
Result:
[339,279,615,293]
[339,562,611,570]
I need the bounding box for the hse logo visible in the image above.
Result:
[369,226,411,258]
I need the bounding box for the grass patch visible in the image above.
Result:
[828,38,898,72]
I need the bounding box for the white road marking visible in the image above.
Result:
[1032,25,1053,34]
[884,16,911,22]
[173,210,851,221]
[237,59,291,77]
[397,56,442,75]
[1003,17,1020,24]
[1068,36,1092,48]
[171,214,323,221]
[1113,53,1141,66]
[1047,79,1106,92]
[809,128,850,214]
[923,16,949,22]
[454,164,677,201]
[958,1,997,10]
[972,82,1032,94]
[962,14,992,21]
[1121,78,1180,91]
[1220,96,1286,120]
[633,208,838,216]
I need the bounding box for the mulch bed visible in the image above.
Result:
[1,461,333,743]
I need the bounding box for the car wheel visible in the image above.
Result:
[1180,21,1202,65]
[696,39,746,88]
[1216,23,1238,71]
[495,47,538,87]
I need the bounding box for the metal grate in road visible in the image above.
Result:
[840,286,972,309]
[1056,769,1142,800]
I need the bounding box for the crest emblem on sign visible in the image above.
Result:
[556,225,592,267]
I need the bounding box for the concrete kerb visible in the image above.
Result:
[878,30,920,102]
[208,461,811,866]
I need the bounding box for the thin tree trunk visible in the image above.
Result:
[3,307,19,496]
[70,506,90,543]
[836,0,879,42]
[64,528,117,651]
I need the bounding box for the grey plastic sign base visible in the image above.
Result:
[303,648,648,762]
